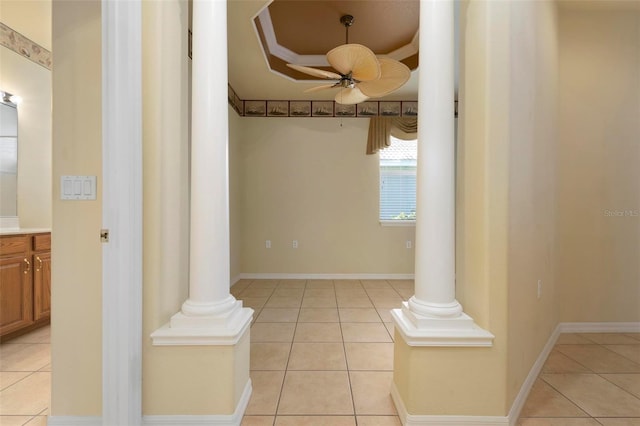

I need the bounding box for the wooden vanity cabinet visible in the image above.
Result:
[0,232,51,338]
[33,234,51,321]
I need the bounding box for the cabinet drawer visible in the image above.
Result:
[33,234,51,251]
[0,236,28,256]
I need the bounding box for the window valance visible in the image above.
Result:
[366,117,418,155]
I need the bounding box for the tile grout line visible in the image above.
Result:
[0,370,37,393]
[271,279,306,423]
[592,338,640,409]
[531,335,640,424]
[338,279,359,425]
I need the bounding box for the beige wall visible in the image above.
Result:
[229,106,243,280]
[506,0,560,406]
[0,0,52,228]
[557,8,640,322]
[51,0,102,416]
[141,0,190,333]
[238,117,415,275]
[0,0,51,50]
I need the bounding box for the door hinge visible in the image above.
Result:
[100,229,110,243]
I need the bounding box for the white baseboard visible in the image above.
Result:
[559,321,640,333]
[230,274,242,287]
[391,321,640,426]
[506,321,640,425]
[391,382,508,425]
[506,324,562,425]
[237,273,415,280]
[142,378,252,426]
[47,416,102,426]
[48,381,251,426]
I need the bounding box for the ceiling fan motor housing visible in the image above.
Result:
[284,13,411,104]
[340,15,354,27]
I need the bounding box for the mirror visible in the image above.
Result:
[0,94,18,218]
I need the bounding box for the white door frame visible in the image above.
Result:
[101,0,143,424]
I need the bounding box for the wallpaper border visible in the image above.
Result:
[0,22,52,70]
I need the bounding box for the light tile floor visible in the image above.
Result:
[0,325,50,426]
[517,331,640,426]
[235,279,640,426]
[2,281,639,426]
[234,279,404,426]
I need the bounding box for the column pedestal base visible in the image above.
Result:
[391,302,494,347]
[151,302,253,345]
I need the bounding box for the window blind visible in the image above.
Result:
[379,137,417,221]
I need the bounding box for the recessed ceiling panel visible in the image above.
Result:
[268,1,419,55]
[254,0,420,82]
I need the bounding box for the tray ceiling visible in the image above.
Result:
[227,0,421,102]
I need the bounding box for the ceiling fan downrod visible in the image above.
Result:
[340,15,354,44]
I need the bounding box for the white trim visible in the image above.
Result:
[101,0,143,425]
[506,324,561,425]
[142,379,252,426]
[391,306,494,347]
[150,310,253,346]
[559,322,640,333]
[506,321,640,425]
[390,321,639,425]
[380,220,417,227]
[231,274,242,286]
[386,31,420,61]
[255,8,328,67]
[47,417,102,426]
[237,273,415,280]
[391,382,508,425]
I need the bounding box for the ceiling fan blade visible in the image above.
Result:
[326,44,381,82]
[304,83,338,93]
[286,63,342,80]
[357,58,411,98]
[334,87,369,105]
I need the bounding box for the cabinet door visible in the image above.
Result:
[0,255,33,335]
[33,252,51,321]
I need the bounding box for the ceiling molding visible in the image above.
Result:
[257,9,331,67]
[254,2,419,81]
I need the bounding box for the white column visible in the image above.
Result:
[410,0,461,319]
[181,0,235,317]
[391,0,493,346]
[151,0,252,345]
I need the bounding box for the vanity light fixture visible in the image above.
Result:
[1,91,21,106]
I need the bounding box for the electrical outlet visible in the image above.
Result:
[537,279,542,299]
[265,240,271,249]
[292,240,298,249]
[406,240,412,249]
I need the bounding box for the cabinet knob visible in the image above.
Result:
[23,258,31,274]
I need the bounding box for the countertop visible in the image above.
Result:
[0,228,51,236]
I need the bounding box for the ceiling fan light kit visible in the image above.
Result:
[286,14,411,105]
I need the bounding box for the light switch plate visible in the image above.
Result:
[61,175,97,200]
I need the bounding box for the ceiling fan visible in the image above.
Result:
[286,15,411,105]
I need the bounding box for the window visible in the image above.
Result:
[379,136,417,223]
